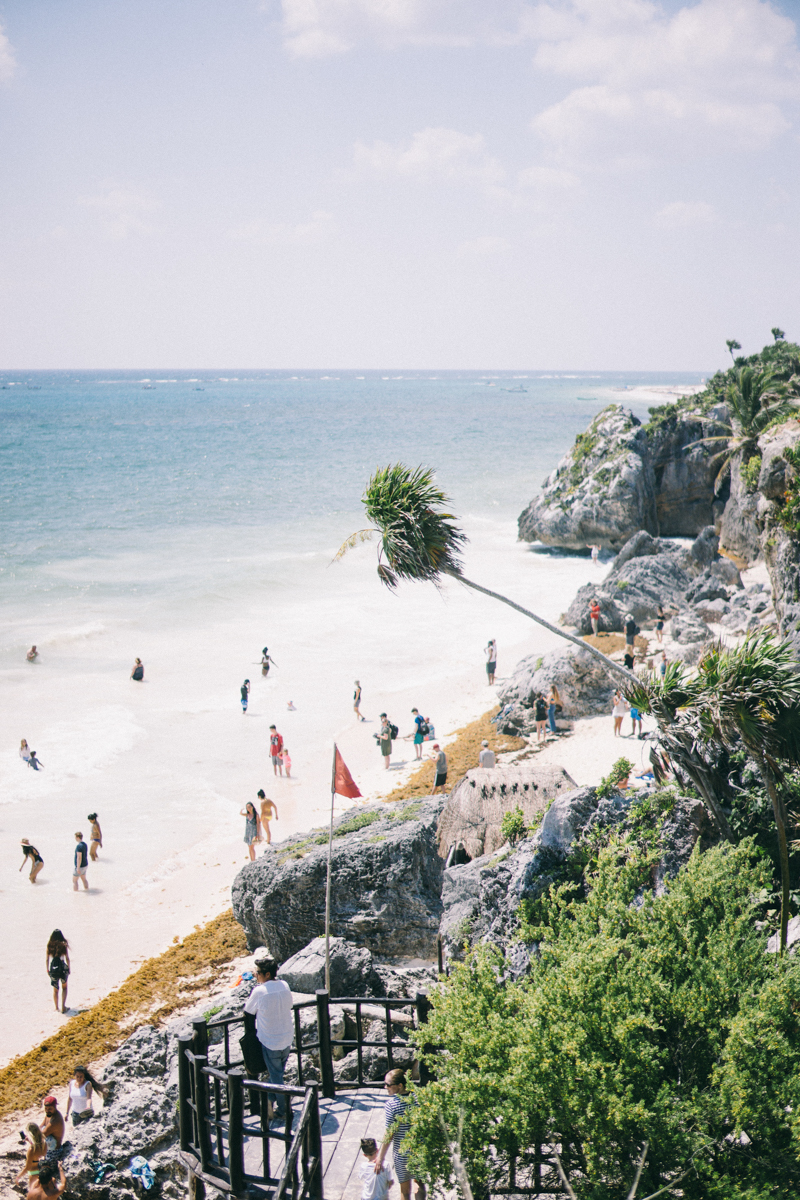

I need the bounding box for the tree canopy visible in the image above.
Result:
[408,825,800,1198]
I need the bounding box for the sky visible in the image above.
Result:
[0,0,799,370]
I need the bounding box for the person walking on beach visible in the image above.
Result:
[612,691,627,737]
[40,1096,65,1154]
[27,645,39,662]
[260,648,276,677]
[240,679,251,714]
[280,747,292,777]
[88,813,102,861]
[73,832,89,891]
[478,740,496,768]
[624,613,638,650]
[27,1160,67,1200]
[29,750,43,771]
[588,544,601,567]
[631,704,643,739]
[46,931,70,1013]
[131,658,144,681]
[257,790,278,844]
[354,681,364,722]
[656,603,666,644]
[241,802,261,860]
[485,640,497,685]
[65,1067,95,1127]
[408,709,426,760]
[20,839,44,884]
[376,714,393,770]
[431,744,447,794]
[13,1123,46,1189]
[20,738,32,764]
[269,725,284,774]
[547,685,560,734]
[534,693,548,743]
[375,1069,426,1200]
[244,957,294,1123]
[589,598,601,636]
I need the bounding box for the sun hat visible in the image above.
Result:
[481,740,489,747]
[21,838,30,845]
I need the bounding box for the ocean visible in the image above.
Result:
[0,367,705,1061]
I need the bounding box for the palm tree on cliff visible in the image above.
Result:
[630,632,800,952]
[336,464,637,684]
[726,338,741,362]
[691,366,797,492]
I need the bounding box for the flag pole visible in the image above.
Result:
[325,742,337,994]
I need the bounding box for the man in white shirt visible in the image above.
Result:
[478,740,496,769]
[244,957,294,1118]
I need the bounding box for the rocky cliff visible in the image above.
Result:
[518,403,727,550]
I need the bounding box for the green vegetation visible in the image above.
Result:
[499,805,528,846]
[332,809,386,837]
[741,452,762,491]
[777,445,800,535]
[203,1004,223,1022]
[408,840,800,1198]
[596,756,634,799]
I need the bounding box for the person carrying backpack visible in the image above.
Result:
[375,714,394,770]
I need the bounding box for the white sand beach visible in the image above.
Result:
[0,520,623,1065]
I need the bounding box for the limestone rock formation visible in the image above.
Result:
[518,405,727,551]
[277,935,384,997]
[518,406,656,550]
[564,531,693,632]
[436,762,576,860]
[720,452,762,563]
[231,799,445,961]
[495,643,615,731]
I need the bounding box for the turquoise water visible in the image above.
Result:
[1,369,703,615]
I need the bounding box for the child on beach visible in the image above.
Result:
[280,747,292,777]
[19,738,31,764]
[359,1137,394,1200]
[88,813,102,860]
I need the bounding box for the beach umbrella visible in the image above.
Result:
[336,464,636,686]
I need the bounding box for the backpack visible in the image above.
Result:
[418,721,429,736]
[390,723,399,740]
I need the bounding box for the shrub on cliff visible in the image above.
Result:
[408,839,800,1199]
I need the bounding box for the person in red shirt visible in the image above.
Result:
[269,726,284,776]
[589,598,601,636]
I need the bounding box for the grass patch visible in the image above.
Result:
[382,709,526,804]
[0,908,247,1117]
[332,810,386,837]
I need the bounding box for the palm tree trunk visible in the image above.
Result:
[451,573,637,686]
[759,754,791,953]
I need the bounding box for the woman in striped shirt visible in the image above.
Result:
[375,1069,426,1199]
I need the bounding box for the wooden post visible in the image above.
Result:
[437,933,444,976]
[227,1068,246,1197]
[316,989,336,1100]
[192,1017,209,1056]
[192,1056,213,1172]
[307,1085,323,1200]
[177,1035,194,1151]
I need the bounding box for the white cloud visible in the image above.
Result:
[529,0,800,159]
[655,200,716,227]
[0,23,17,83]
[354,126,506,191]
[228,210,335,247]
[79,188,160,240]
[518,164,579,189]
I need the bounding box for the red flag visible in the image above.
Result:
[332,745,362,798]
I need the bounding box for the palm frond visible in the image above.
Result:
[331,528,376,563]
[363,464,467,587]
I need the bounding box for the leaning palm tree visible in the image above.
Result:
[337,465,636,688]
[695,633,800,953]
[691,366,798,493]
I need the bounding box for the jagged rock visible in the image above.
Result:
[518,405,727,551]
[439,789,721,964]
[565,533,692,632]
[518,406,657,550]
[232,799,445,961]
[277,936,384,997]
[496,644,616,729]
[758,421,800,500]
[689,525,720,568]
[669,612,711,644]
[437,763,577,860]
[721,452,761,563]
[767,914,800,954]
[695,597,731,622]
[764,528,800,659]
